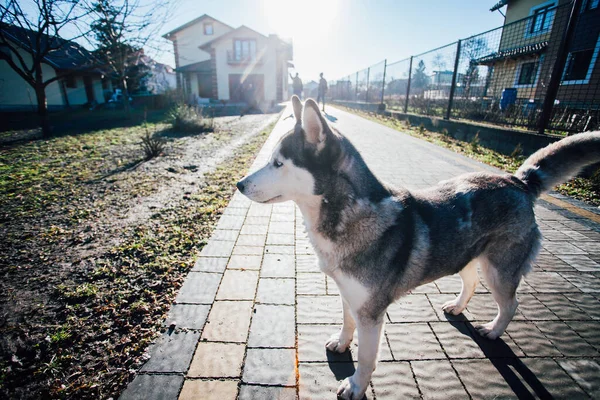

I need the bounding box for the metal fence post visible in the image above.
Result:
[404,56,413,113]
[355,72,359,100]
[446,40,462,120]
[365,67,371,103]
[381,59,387,106]
[537,0,584,134]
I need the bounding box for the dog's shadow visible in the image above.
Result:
[325,316,552,399]
[449,318,552,399]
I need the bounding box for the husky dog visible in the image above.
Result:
[237,96,600,399]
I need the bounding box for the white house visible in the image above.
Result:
[0,24,110,111]
[162,14,293,106]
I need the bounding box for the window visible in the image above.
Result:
[585,0,599,11]
[233,39,257,61]
[530,5,554,33]
[517,61,539,85]
[204,23,213,35]
[65,75,77,88]
[564,49,594,81]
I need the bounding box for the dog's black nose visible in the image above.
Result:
[236,181,245,192]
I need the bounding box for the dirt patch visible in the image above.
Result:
[0,112,279,399]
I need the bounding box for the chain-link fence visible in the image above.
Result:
[329,0,599,134]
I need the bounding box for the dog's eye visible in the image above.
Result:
[274,160,283,168]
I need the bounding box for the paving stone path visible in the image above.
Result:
[120,105,600,400]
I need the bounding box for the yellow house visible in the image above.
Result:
[0,24,110,111]
[163,14,293,106]
[483,0,600,106]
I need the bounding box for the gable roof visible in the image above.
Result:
[198,25,269,50]
[162,14,234,39]
[0,23,94,70]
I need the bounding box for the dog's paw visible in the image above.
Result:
[475,322,502,340]
[441,298,466,316]
[326,332,352,353]
[336,376,367,400]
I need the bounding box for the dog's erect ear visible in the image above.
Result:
[291,95,302,123]
[302,99,326,145]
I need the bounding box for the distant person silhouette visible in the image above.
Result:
[290,72,303,99]
[317,72,328,112]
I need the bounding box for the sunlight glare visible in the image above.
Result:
[263,0,339,42]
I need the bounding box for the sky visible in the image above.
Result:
[156,0,506,83]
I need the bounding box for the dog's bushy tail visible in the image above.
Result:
[514,131,600,198]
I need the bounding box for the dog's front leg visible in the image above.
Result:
[337,315,384,400]
[326,296,355,353]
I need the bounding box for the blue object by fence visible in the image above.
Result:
[500,88,517,111]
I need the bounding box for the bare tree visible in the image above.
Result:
[87,0,176,116]
[0,0,90,137]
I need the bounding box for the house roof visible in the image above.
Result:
[0,23,94,70]
[176,60,212,73]
[475,41,548,65]
[490,0,509,11]
[162,14,234,39]
[198,25,269,50]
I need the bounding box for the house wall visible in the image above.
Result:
[212,29,278,102]
[64,76,89,105]
[0,47,63,109]
[172,18,232,68]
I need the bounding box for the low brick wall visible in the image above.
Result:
[333,101,562,156]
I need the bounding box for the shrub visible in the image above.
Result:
[168,104,214,133]
[140,124,166,160]
[418,123,426,135]
[470,132,481,153]
[511,143,524,159]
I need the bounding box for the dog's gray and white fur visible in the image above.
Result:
[237,96,600,399]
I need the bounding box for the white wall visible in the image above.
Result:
[213,28,278,102]
[173,17,232,67]
[0,46,64,108]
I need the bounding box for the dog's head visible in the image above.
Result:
[236,96,342,204]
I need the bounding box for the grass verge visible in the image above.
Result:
[337,106,599,207]
[0,119,275,399]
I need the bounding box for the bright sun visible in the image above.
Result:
[262,0,340,41]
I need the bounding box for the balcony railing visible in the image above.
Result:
[227,51,263,65]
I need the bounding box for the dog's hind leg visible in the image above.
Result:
[476,231,539,340]
[442,259,479,315]
[326,296,356,353]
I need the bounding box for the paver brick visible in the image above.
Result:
[215,270,258,300]
[386,323,445,360]
[178,379,238,400]
[371,361,420,399]
[232,245,264,256]
[255,278,295,305]
[299,362,373,400]
[248,304,295,347]
[199,240,236,257]
[411,359,469,400]
[164,304,210,330]
[140,331,200,373]
[227,254,263,270]
[534,320,599,357]
[297,296,342,324]
[505,321,562,357]
[557,359,600,398]
[534,293,590,320]
[267,233,295,245]
[119,374,184,400]
[235,234,266,247]
[265,245,295,254]
[191,257,228,273]
[242,348,296,386]
[187,342,245,378]
[175,272,222,304]
[201,301,253,343]
[387,294,438,322]
[238,385,297,400]
[262,254,295,277]
[297,273,326,295]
